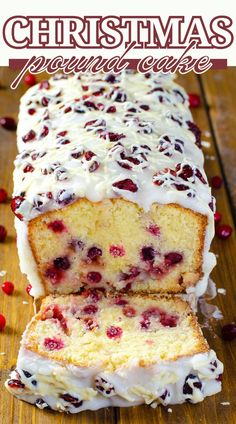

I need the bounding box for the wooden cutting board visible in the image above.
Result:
[0,69,235,424]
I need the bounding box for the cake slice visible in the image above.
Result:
[5,292,223,412]
[12,71,215,298]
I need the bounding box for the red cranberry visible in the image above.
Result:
[140,104,150,111]
[164,252,183,266]
[107,132,125,142]
[44,337,64,350]
[176,164,193,180]
[28,108,36,115]
[45,267,63,284]
[2,281,14,295]
[221,324,236,341]
[106,106,116,113]
[211,175,223,189]
[112,179,138,192]
[0,314,6,330]
[53,256,70,270]
[23,164,34,173]
[0,117,16,131]
[114,297,128,306]
[7,379,25,389]
[26,284,32,295]
[214,211,222,224]
[24,73,37,86]
[216,224,233,240]
[64,106,72,113]
[187,121,201,148]
[40,125,49,138]
[0,188,7,203]
[87,247,103,261]
[87,272,102,284]
[39,80,50,90]
[160,314,178,327]
[147,224,160,236]
[188,93,201,108]
[82,304,98,315]
[11,196,25,220]
[41,97,49,107]
[123,305,136,317]
[141,246,155,261]
[0,225,7,242]
[84,151,95,161]
[106,325,123,339]
[47,220,66,233]
[22,129,36,142]
[109,245,125,257]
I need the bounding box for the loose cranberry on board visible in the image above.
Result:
[0,189,7,203]
[1,281,14,295]
[0,117,16,131]
[0,314,6,331]
[188,93,201,108]
[216,224,233,240]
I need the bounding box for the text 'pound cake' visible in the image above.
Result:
[5,292,223,412]
[11,71,216,298]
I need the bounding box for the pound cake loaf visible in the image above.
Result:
[5,292,223,412]
[11,71,216,298]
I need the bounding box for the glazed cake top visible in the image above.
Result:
[12,71,213,222]
[22,292,209,371]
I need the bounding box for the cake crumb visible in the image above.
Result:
[218,288,226,295]
[167,408,172,413]
[203,131,211,138]
[221,402,230,406]
[0,352,6,356]
[22,301,29,305]
[0,270,6,277]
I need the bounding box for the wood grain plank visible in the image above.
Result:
[0,70,236,424]
[201,69,236,215]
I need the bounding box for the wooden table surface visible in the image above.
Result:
[0,69,236,424]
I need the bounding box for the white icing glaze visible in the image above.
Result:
[12,71,216,298]
[5,346,223,412]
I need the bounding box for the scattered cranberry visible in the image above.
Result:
[188,93,201,108]
[87,247,103,261]
[26,284,32,295]
[109,245,125,257]
[87,272,102,284]
[28,108,36,115]
[214,211,222,224]
[106,325,123,339]
[82,304,98,315]
[0,225,7,242]
[211,175,223,189]
[47,220,66,233]
[106,106,116,113]
[2,281,14,295]
[147,224,160,236]
[112,179,138,192]
[164,252,183,266]
[0,117,16,131]
[7,379,25,389]
[53,256,70,270]
[11,196,25,220]
[22,129,36,142]
[44,337,64,351]
[141,246,155,261]
[123,305,136,317]
[0,189,7,204]
[0,314,6,331]
[216,224,233,240]
[221,324,236,341]
[23,164,34,173]
[24,74,37,86]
